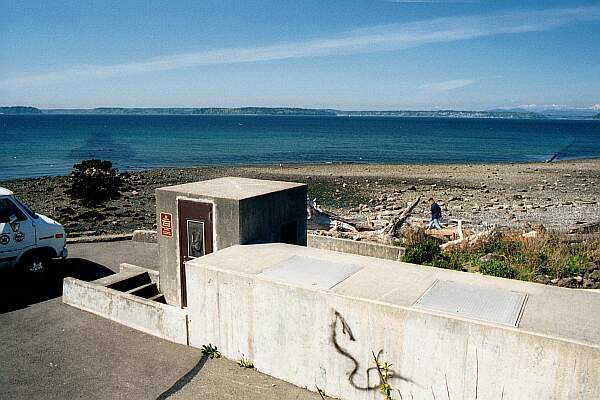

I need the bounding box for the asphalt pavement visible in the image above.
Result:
[0,240,327,400]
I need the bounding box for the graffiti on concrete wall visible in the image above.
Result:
[330,310,412,392]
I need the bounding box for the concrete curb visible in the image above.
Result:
[67,233,133,244]
[132,230,157,243]
[307,233,405,261]
[63,275,188,345]
[128,230,408,265]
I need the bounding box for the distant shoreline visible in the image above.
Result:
[2,106,599,120]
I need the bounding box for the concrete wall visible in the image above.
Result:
[63,277,189,345]
[156,188,183,307]
[186,259,600,400]
[240,186,307,246]
[308,234,404,261]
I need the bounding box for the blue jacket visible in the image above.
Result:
[431,202,442,220]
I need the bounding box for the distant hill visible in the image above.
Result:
[39,107,547,119]
[341,109,545,119]
[0,106,42,114]
[487,108,531,113]
[9,106,599,119]
[44,107,337,116]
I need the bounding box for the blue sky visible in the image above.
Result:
[1,0,599,110]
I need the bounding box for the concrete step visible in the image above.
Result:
[148,293,166,304]
[127,282,160,299]
[93,270,145,287]
[106,272,151,292]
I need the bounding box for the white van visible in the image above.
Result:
[0,187,68,273]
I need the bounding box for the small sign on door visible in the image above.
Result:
[160,212,173,237]
[187,220,205,258]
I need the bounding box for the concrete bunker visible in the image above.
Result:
[155,177,307,307]
[63,177,600,399]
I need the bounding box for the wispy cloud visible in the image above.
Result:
[3,5,600,88]
[382,1,472,3]
[421,79,475,92]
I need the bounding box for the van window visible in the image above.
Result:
[0,199,27,223]
[13,196,38,219]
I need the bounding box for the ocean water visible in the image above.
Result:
[1,114,599,181]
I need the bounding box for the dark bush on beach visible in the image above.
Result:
[67,159,122,206]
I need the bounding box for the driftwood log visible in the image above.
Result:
[307,198,357,231]
[440,227,500,252]
[560,233,600,243]
[308,196,422,244]
[381,196,421,238]
[568,221,600,234]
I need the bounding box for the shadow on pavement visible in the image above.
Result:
[156,354,209,400]
[0,258,115,314]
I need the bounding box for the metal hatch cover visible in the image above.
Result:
[413,280,528,327]
[257,255,363,290]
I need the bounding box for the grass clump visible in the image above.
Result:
[404,231,600,284]
[479,259,517,279]
[237,355,253,368]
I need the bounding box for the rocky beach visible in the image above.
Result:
[2,159,599,237]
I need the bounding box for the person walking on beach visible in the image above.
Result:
[428,197,442,230]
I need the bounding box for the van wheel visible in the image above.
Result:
[20,253,49,274]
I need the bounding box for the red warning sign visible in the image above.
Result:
[160,212,173,237]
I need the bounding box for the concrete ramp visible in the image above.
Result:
[63,264,188,345]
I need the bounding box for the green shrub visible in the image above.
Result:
[67,159,122,206]
[441,250,479,271]
[404,239,442,265]
[479,260,517,279]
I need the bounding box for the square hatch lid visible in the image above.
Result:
[413,280,528,327]
[257,255,363,290]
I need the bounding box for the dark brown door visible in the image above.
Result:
[178,200,213,307]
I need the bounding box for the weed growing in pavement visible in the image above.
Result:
[200,344,221,359]
[237,355,254,368]
[372,351,398,400]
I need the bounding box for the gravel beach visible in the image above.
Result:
[2,159,599,237]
